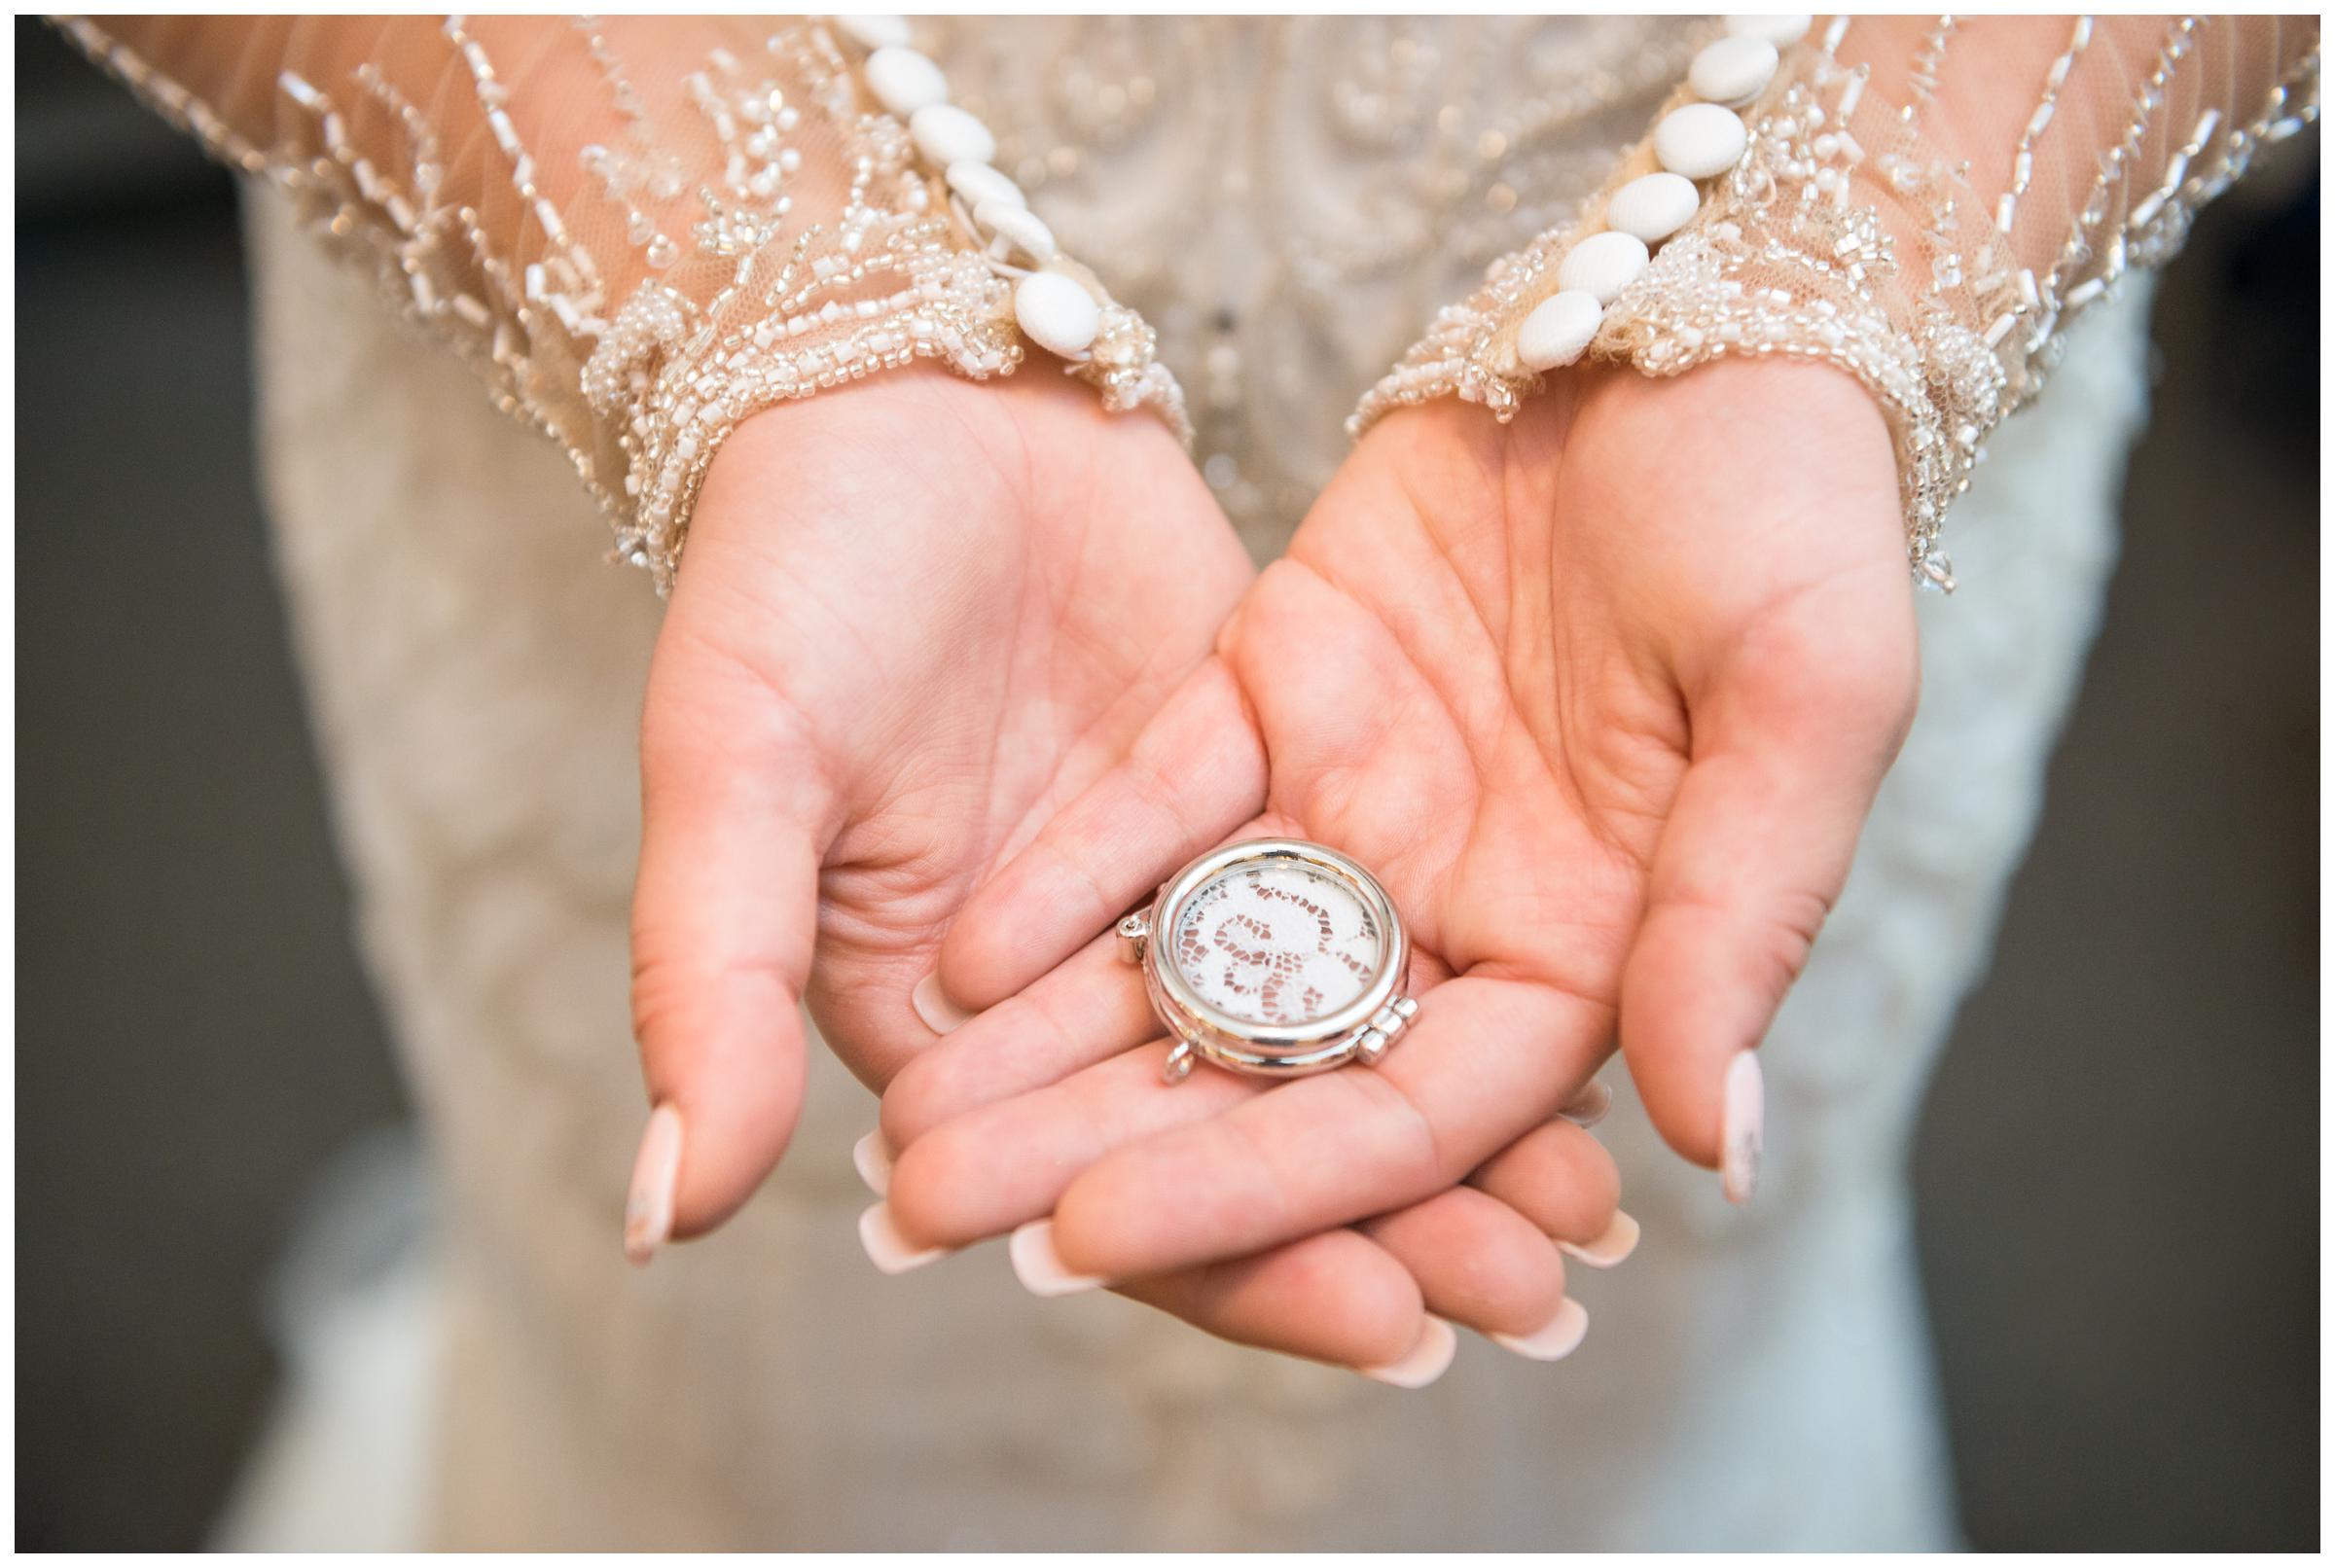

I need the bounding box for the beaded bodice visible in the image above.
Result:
[929,16,1700,550]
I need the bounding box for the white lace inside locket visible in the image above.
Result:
[1122,839,1417,1082]
[1168,861,1387,1027]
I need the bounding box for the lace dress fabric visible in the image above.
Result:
[61,13,2301,1549]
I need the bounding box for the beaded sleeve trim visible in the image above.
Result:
[1354,18,2319,589]
[59,17,1187,594]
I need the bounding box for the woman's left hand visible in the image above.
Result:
[877,356,1920,1289]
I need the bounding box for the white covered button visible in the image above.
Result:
[837,14,912,51]
[1605,171,1701,243]
[1515,290,1604,371]
[866,46,949,118]
[976,199,1057,261]
[1725,14,1812,47]
[1655,102,1749,179]
[1689,35,1779,106]
[1555,230,1649,304]
[910,102,996,166]
[1014,271,1099,357]
[946,160,1025,211]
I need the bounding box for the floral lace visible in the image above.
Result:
[1357,16,2319,588]
[57,16,1186,592]
[58,17,2319,595]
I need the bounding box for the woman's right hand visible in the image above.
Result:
[626,365,1255,1245]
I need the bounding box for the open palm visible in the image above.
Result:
[628,365,1636,1378]
[628,367,1252,1234]
[882,358,1920,1287]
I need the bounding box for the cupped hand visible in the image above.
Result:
[625,364,1634,1379]
[630,364,1634,1372]
[627,366,1252,1240]
[880,357,1920,1292]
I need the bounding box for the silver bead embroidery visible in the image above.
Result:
[1355,18,2320,588]
[58,16,1188,596]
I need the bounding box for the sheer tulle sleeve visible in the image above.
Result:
[1356,16,2318,589]
[59,16,1185,591]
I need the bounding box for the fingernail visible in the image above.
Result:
[1359,1316,1457,1389]
[1560,1079,1613,1128]
[1491,1298,1589,1362]
[912,971,974,1035]
[623,1103,684,1267]
[851,1129,893,1196]
[1008,1217,1107,1297]
[1558,1210,1640,1269]
[1721,1051,1764,1205]
[858,1202,949,1274]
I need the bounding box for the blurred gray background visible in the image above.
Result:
[14,19,2318,1550]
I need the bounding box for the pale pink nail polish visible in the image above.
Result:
[1008,1217,1107,1297]
[858,1202,948,1274]
[851,1130,893,1196]
[623,1103,684,1267]
[1491,1299,1589,1362]
[1359,1316,1458,1389]
[911,972,974,1035]
[1559,1210,1640,1269]
[1560,1079,1613,1128]
[1721,1051,1764,1205]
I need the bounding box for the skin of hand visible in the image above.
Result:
[883,356,1920,1288]
[625,365,1634,1374]
[628,365,1251,1233]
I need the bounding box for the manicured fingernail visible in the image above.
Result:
[1559,1210,1640,1269]
[1721,1050,1764,1205]
[1359,1316,1457,1389]
[858,1202,948,1274]
[623,1103,683,1267]
[1491,1298,1589,1362]
[1560,1079,1613,1127]
[912,971,974,1034]
[851,1130,893,1196]
[1008,1217,1107,1296]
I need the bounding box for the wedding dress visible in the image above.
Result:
[66,16,2314,1550]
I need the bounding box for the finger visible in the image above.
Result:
[1469,1118,1635,1266]
[883,1040,1268,1249]
[628,651,833,1256]
[1105,1124,1607,1372]
[880,963,1546,1254]
[1111,1229,1452,1383]
[1619,598,1918,1194]
[1361,1186,1571,1343]
[884,806,1298,1151]
[1048,974,1608,1280]
[928,658,1268,1015]
[880,931,1159,1153]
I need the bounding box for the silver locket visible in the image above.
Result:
[1117,838,1418,1083]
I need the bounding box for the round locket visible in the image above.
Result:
[1117,838,1418,1083]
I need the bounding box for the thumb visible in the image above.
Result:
[1618,596,1917,1202]
[624,644,834,1263]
